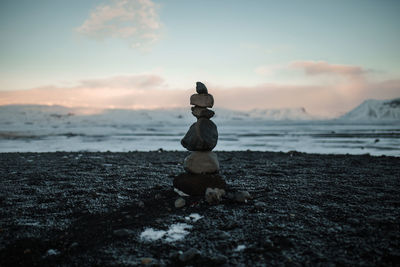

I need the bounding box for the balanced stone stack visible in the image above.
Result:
[173,82,226,196]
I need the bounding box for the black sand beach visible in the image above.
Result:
[0,151,399,266]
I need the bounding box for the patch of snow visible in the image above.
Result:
[140,228,166,242]
[165,223,192,242]
[174,188,189,197]
[185,213,203,222]
[234,245,246,252]
[140,223,193,242]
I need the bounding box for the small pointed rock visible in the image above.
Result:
[190,94,214,108]
[196,82,208,94]
[191,106,215,119]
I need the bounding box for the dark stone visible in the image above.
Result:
[181,118,218,151]
[173,173,226,196]
[179,248,201,262]
[196,82,208,94]
[191,106,215,119]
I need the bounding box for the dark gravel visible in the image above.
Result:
[0,151,399,266]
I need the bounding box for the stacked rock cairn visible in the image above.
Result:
[173,82,226,196]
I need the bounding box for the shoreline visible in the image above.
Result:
[1,149,399,157]
[1,151,399,266]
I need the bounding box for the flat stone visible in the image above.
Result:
[196,82,208,94]
[191,106,215,119]
[190,94,214,108]
[184,151,219,174]
[181,118,218,151]
[173,173,226,196]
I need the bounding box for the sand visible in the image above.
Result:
[0,151,399,266]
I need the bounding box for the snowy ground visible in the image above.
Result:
[0,105,399,156]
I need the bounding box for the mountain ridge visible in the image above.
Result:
[0,104,315,121]
[340,98,400,121]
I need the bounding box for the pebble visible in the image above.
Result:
[210,230,230,240]
[141,257,156,265]
[208,255,228,264]
[347,218,360,225]
[254,201,267,208]
[69,242,79,248]
[174,197,186,208]
[181,118,218,151]
[191,106,215,119]
[234,191,251,203]
[138,201,145,208]
[190,94,214,108]
[179,248,201,262]
[184,151,219,174]
[113,228,135,237]
[196,81,208,94]
[205,187,225,204]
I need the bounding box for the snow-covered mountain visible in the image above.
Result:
[215,107,314,121]
[0,104,315,125]
[340,98,400,121]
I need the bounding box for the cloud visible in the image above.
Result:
[80,74,165,89]
[254,64,285,76]
[1,63,399,117]
[76,0,161,48]
[254,66,275,76]
[290,61,366,77]
[0,74,189,109]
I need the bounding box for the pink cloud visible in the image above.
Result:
[80,74,165,89]
[290,61,366,77]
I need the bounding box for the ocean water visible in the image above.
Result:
[0,111,399,156]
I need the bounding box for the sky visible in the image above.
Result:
[0,0,399,117]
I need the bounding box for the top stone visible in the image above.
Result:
[196,82,208,94]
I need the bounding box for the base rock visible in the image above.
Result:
[173,173,226,196]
